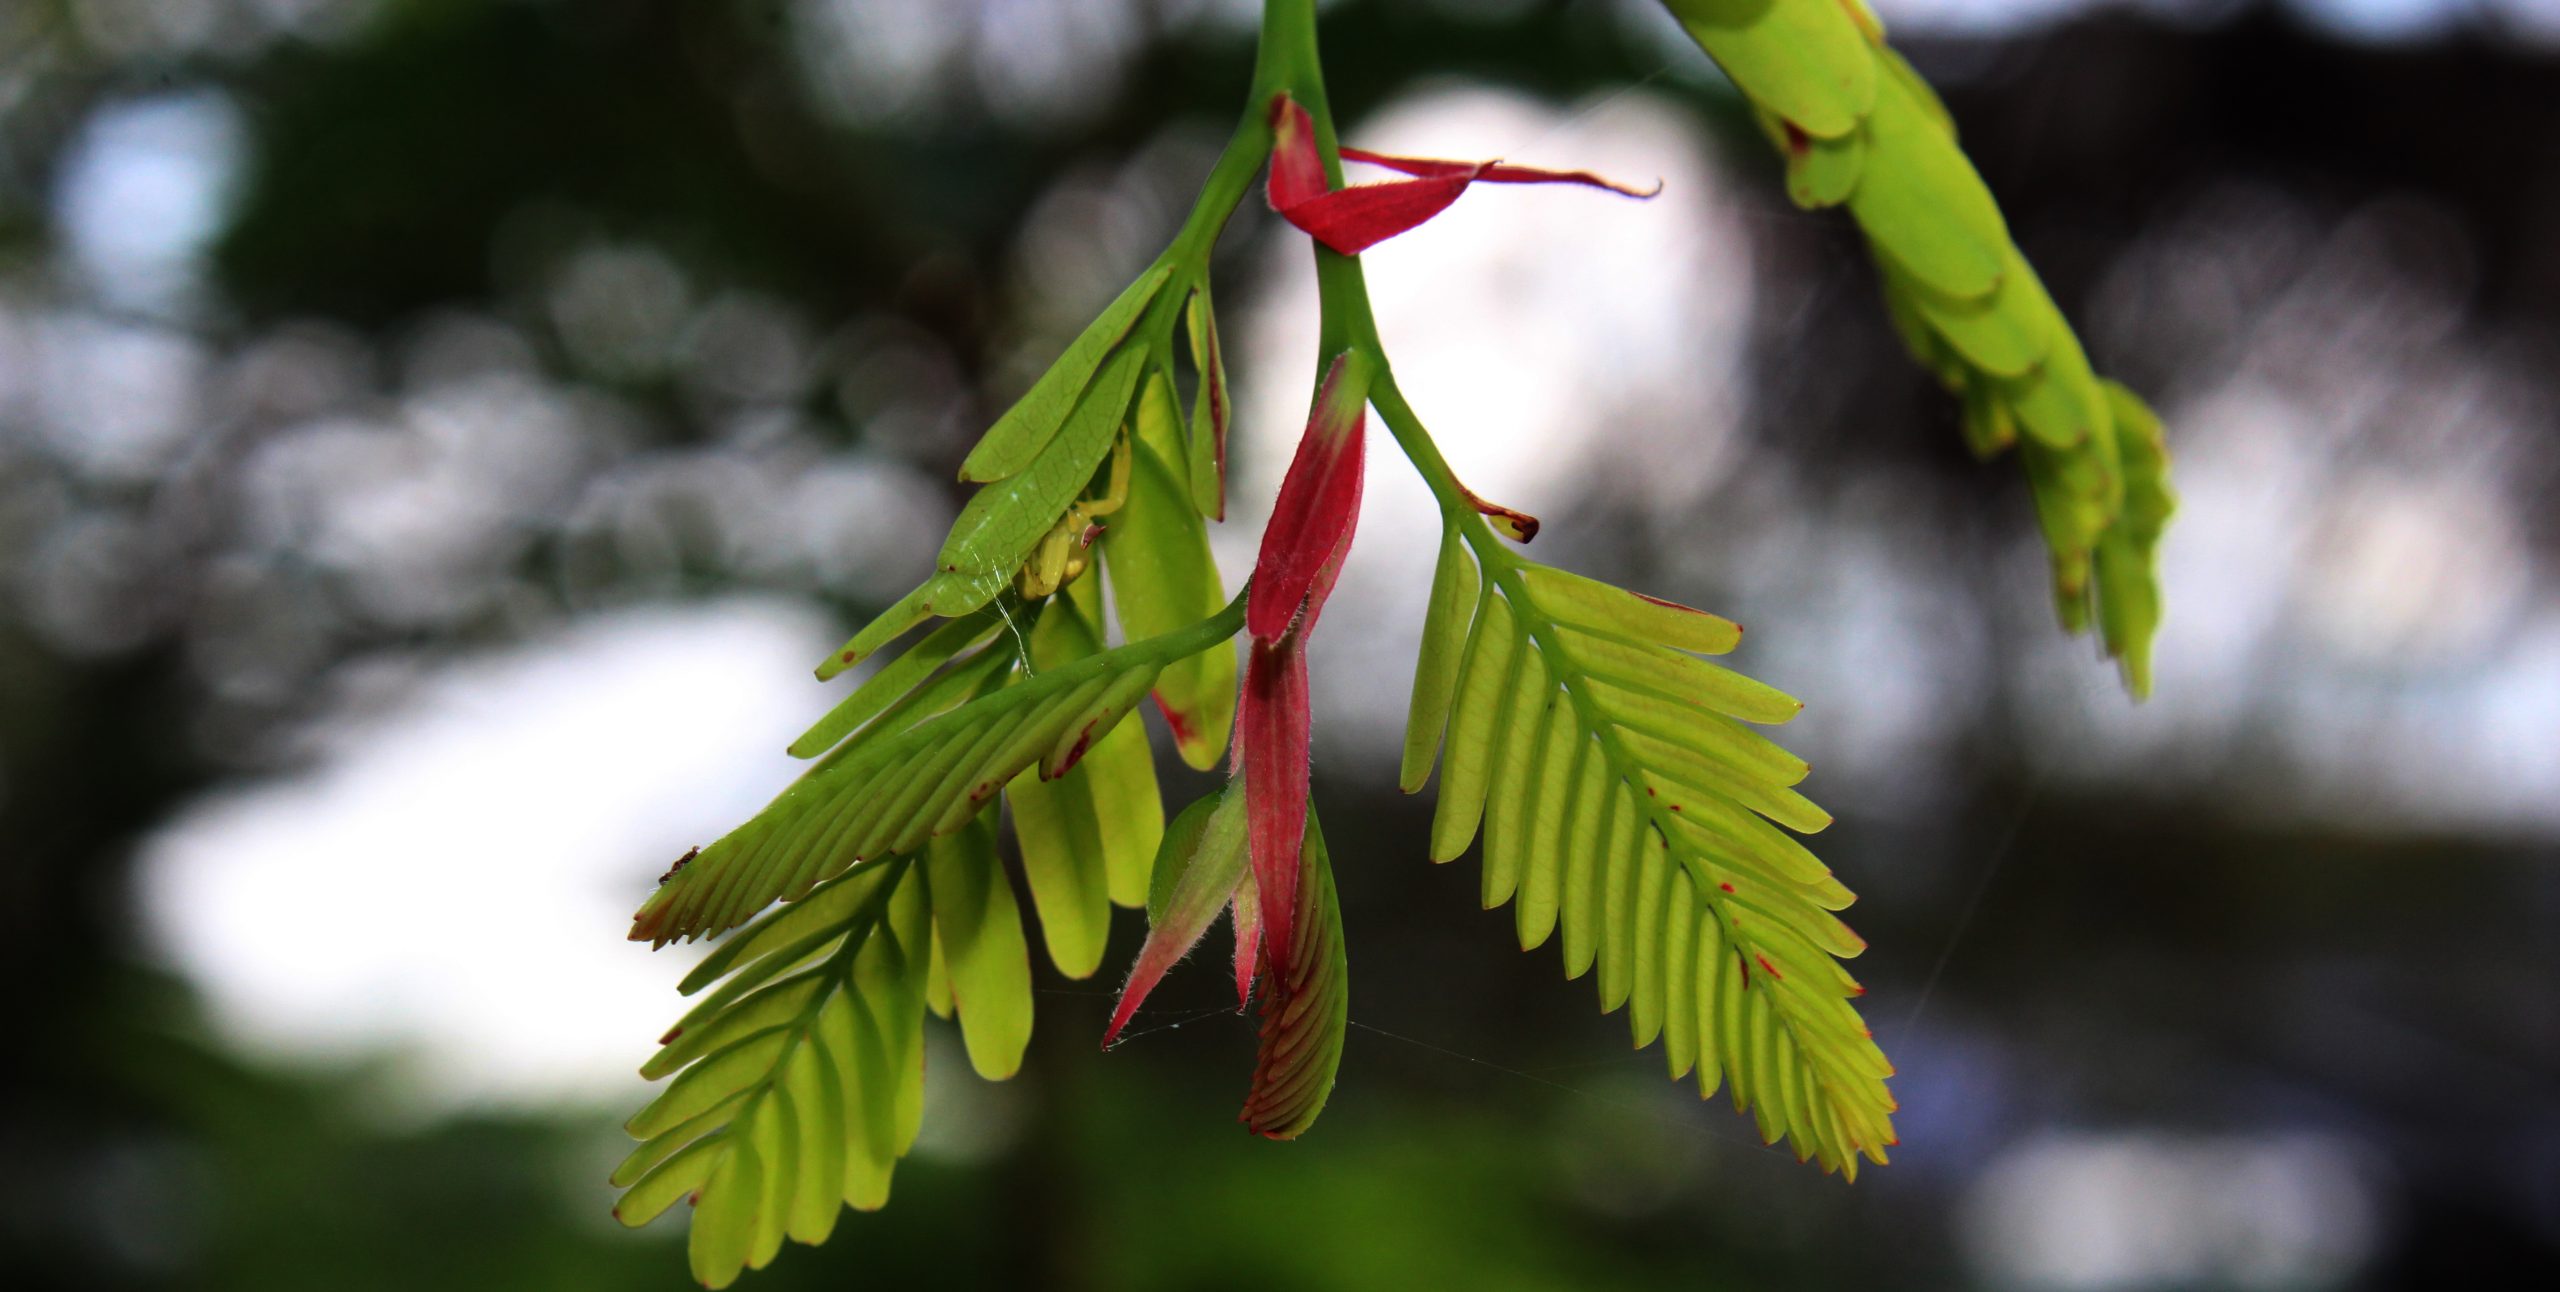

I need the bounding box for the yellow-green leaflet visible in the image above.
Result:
[1060,568,1162,905]
[1664,0,1876,141]
[791,609,1003,759]
[2092,381,2174,696]
[1104,433,1237,770]
[922,814,1033,1079]
[1399,526,1480,792]
[1131,365,1187,473]
[1150,783,1248,924]
[1513,563,1741,655]
[1846,62,2007,300]
[1428,587,1516,862]
[959,264,1172,484]
[817,345,1146,679]
[1183,286,1229,520]
[1780,114,1864,209]
[1660,0,2172,696]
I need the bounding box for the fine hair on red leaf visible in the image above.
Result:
[1239,637,1313,967]
[1247,351,1369,642]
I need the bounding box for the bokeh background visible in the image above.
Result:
[4,0,2556,1287]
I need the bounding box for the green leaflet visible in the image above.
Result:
[1426,551,1892,1176]
[616,857,935,1289]
[1481,643,1553,911]
[2092,381,2174,696]
[960,264,1173,484]
[791,610,1004,759]
[1145,782,1248,929]
[1006,768,1112,977]
[1184,286,1230,520]
[818,345,1147,679]
[1110,782,1252,1044]
[2004,331,2112,462]
[1884,252,2051,380]
[1428,587,1516,862]
[1783,116,1864,210]
[1065,651,1165,903]
[1007,574,1163,977]
[1514,562,1741,656]
[1104,427,1238,771]
[1239,807,1348,1141]
[1131,365,1188,476]
[1845,60,2007,300]
[1664,0,1876,141]
[923,928,954,1019]
[1399,526,1479,793]
[923,814,1033,1079]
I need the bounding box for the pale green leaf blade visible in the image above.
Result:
[1428,589,1515,862]
[924,814,1034,1079]
[1665,0,1878,140]
[1515,563,1741,656]
[1104,437,1236,770]
[1183,286,1230,520]
[1844,63,2007,299]
[1481,644,1554,911]
[1400,526,1481,793]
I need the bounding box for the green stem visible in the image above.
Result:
[1252,0,1477,529]
[1245,5,1736,963]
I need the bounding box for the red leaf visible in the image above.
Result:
[1275,172,1480,256]
[1265,92,1659,255]
[1103,788,1249,1048]
[1229,876,1260,1008]
[1340,145,1662,197]
[1240,809,1347,1140]
[1295,513,1356,639]
[1267,94,1328,212]
[1247,352,1368,641]
[1241,637,1310,964]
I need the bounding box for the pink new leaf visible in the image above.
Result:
[1246,350,1372,642]
[1265,93,1659,255]
[1339,146,1662,196]
[1104,786,1249,1048]
[1239,637,1311,968]
[1240,808,1348,1140]
[1229,870,1260,1008]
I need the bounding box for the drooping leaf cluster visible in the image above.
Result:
[615,1,2170,1281]
[621,233,1268,1283]
[1667,0,2175,692]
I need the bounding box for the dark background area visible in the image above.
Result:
[1,0,2554,1288]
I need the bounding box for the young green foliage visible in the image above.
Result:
[620,0,2173,1278]
[1668,0,2175,694]
[1402,525,1891,1176]
[615,857,938,1288]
